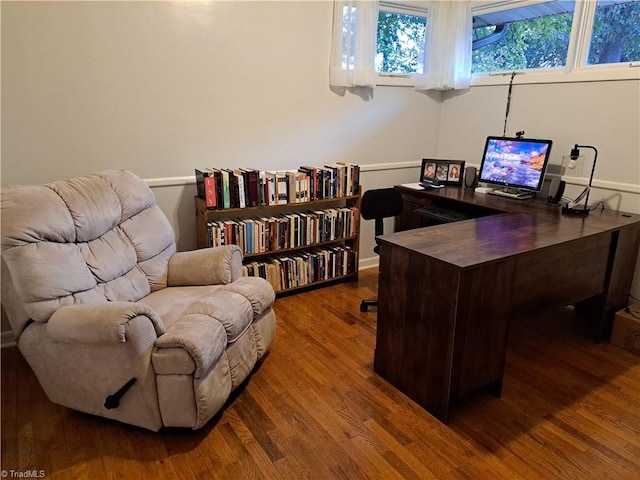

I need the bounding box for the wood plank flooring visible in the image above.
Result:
[2,268,639,479]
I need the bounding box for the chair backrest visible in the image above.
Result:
[360,188,403,238]
[361,188,404,220]
[1,169,176,338]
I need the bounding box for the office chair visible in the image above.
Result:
[359,187,404,312]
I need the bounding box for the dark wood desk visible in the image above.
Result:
[374,185,640,423]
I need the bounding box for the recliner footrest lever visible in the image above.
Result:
[104,378,137,409]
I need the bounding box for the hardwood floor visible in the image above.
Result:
[2,268,639,479]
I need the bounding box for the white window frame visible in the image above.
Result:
[376,1,429,87]
[470,0,640,87]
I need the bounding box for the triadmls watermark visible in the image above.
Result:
[1,470,46,478]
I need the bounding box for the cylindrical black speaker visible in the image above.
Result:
[464,167,478,189]
[547,178,566,205]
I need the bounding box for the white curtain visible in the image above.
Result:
[416,1,472,91]
[329,0,379,88]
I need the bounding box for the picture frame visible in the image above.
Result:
[445,160,464,185]
[421,159,465,186]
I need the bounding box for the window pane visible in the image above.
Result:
[341,5,356,69]
[472,1,575,73]
[588,0,640,65]
[376,10,427,74]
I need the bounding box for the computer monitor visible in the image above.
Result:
[478,136,553,193]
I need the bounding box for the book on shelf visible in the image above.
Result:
[264,171,277,206]
[280,170,310,204]
[233,171,241,209]
[258,171,267,207]
[232,170,245,209]
[242,168,260,207]
[275,172,288,205]
[298,166,317,201]
[260,216,272,252]
[195,168,218,209]
[213,169,223,208]
[299,171,310,203]
[220,169,231,209]
[324,164,342,198]
[319,166,333,198]
[284,171,296,204]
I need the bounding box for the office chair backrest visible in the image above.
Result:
[361,188,404,238]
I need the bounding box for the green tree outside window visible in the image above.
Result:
[376,11,427,74]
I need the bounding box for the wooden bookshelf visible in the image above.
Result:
[194,189,361,294]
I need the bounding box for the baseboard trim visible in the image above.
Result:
[359,256,379,271]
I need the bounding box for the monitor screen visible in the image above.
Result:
[478,136,553,191]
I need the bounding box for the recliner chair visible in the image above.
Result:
[1,169,276,431]
[359,187,403,312]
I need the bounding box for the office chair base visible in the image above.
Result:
[360,299,378,312]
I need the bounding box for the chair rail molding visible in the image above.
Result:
[144,163,640,198]
[143,162,423,188]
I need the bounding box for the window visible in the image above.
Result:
[376,5,427,76]
[588,0,640,65]
[472,1,576,74]
[471,0,640,83]
[360,0,638,88]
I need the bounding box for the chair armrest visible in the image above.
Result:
[167,245,243,286]
[154,313,228,378]
[220,276,276,315]
[46,302,165,348]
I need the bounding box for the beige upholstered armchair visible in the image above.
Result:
[1,169,276,431]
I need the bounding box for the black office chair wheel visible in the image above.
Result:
[360,299,378,312]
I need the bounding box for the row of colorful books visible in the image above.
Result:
[242,245,357,292]
[195,163,360,209]
[206,207,358,254]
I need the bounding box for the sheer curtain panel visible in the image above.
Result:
[329,0,379,88]
[416,0,472,91]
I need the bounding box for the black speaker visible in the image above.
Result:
[464,167,478,189]
[547,178,565,205]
